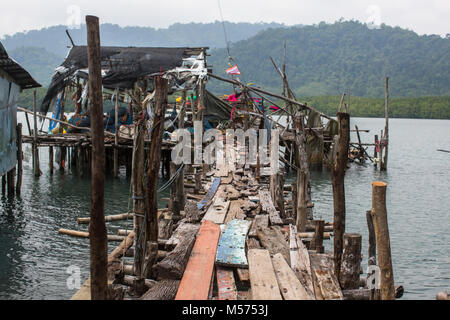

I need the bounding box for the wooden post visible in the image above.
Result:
[366,209,380,299]
[381,77,389,171]
[169,161,182,216]
[310,220,324,253]
[194,170,201,194]
[16,124,23,195]
[373,135,378,169]
[1,175,5,196]
[142,76,168,277]
[291,182,297,220]
[86,15,107,300]
[49,147,54,173]
[7,168,15,196]
[331,112,350,280]
[32,90,41,177]
[132,114,146,280]
[294,116,309,232]
[339,233,362,290]
[371,181,395,300]
[113,91,119,178]
[176,100,186,214]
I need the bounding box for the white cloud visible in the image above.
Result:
[0,0,449,38]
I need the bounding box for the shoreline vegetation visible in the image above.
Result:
[19,87,450,120]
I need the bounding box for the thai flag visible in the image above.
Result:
[226,65,241,75]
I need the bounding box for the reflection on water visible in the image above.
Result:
[0,115,449,299]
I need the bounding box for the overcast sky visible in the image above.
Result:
[1,0,449,38]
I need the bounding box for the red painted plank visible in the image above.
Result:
[216,268,237,300]
[175,220,221,300]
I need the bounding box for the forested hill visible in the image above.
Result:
[2,21,286,86]
[208,21,450,97]
[2,21,287,56]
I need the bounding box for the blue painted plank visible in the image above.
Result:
[216,219,251,268]
[197,177,221,210]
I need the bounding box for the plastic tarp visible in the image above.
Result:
[40,46,193,114]
[203,89,233,122]
[0,77,19,176]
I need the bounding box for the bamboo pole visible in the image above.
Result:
[332,112,350,280]
[77,213,133,224]
[86,15,107,300]
[371,181,395,300]
[16,124,23,195]
[49,146,54,173]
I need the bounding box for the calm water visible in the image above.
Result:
[0,114,449,299]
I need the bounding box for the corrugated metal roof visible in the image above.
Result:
[0,41,41,89]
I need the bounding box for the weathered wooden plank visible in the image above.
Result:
[257,226,290,265]
[272,253,312,300]
[225,200,246,224]
[152,224,198,280]
[248,249,282,300]
[140,279,180,300]
[216,268,237,300]
[289,225,315,298]
[203,195,230,225]
[216,219,251,268]
[215,162,230,177]
[175,220,221,300]
[197,177,220,210]
[309,252,344,300]
[165,220,200,248]
[236,268,250,284]
[248,215,269,238]
[259,190,283,225]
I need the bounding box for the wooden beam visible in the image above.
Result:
[86,15,107,300]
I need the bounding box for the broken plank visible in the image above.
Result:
[248,249,282,300]
[203,196,230,225]
[259,190,283,225]
[225,200,246,224]
[248,215,269,238]
[289,224,315,299]
[272,253,312,300]
[140,279,180,300]
[216,268,237,300]
[216,219,251,268]
[175,220,221,300]
[309,252,344,300]
[152,224,198,280]
[197,177,220,210]
[165,220,200,248]
[257,226,290,265]
[237,268,250,284]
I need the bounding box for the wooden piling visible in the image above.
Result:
[310,220,325,253]
[49,147,54,173]
[86,15,107,300]
[294,116,309,232]
[142,76,168,277]
[113,92,119,178]
[339,233,362,290]
[381,77,389,171]
[32,90,41,177]
[7,168,15,196]
[374,135,378,169]
[16,124,23,195]
[331,112,350,280]
[371,181,395,300]
[1,175,5,195]
[169,162,183,216]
